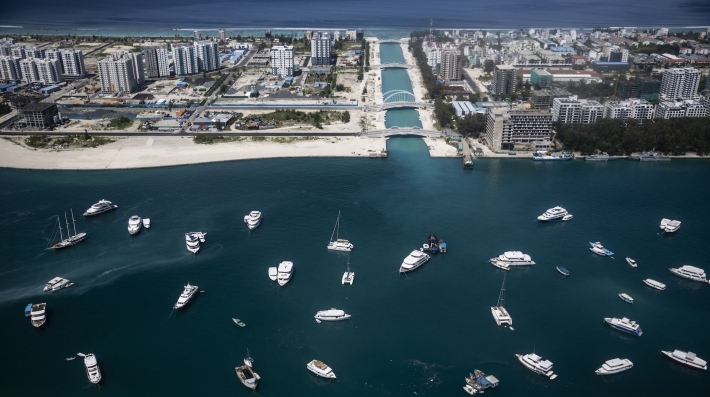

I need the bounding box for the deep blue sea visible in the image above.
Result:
[1,0,709,36]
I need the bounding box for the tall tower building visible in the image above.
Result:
[193,30,202,41]
[492,64,517,95]
[172,44,197,76]
[59,49,86,78]
[35,59,64,85]
[144,46,170,78]
[98,53,140,93]
[0,56,21,81]
[194,40,219,72]
[270,45,294,77]
[311,32,331,66]
[440,49,462,80]
[45,49,64,75]
[661,67,701,100]
[219,29,227,44]
[19,59,39,83]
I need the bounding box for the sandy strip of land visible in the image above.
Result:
[423,138,460,158]
[0,136,388,170]
[399,41,427,103]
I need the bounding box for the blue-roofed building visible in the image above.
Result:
[591,62,631,72]
[550,46,576,55]
[0,83,16,92]
[39,85,60,95]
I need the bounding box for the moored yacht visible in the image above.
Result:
[244,211,262,230]
[127,215,142,235]
[185,232,205,253]
[643,279,666,290]
[49,210,87,250]
[268,267,278,281]
[142,218,151,229]
[515,353,557,379]
[83,353,102,384]
[399,250,430,273]
[660,218,681,233]
[30,303,47,327]
[314,309,351,322]
[491,274,512,326]
[638,151,671,162]
[174,283,198,309]
[589,242,614,256]
[490,251,535,266]
[585,153,611,161]
[464,370,500,394]
[595,358,633,375]
[626,257,638,267]
[235,356,260,390]
[619,293,634,304]
[277,261,293,286]
[306,360,336,379]
[669,265,707,282]
[537,206,569,221]
[43,277,73,292]
[83,200,118,217]
[342,271,355,285]
[327,211,353,251]
[661,350,707,370]
[604,317,642,336]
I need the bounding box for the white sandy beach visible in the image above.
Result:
[0,136,388,170]
[422,137,460,158]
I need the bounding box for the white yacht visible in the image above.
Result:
[174,283,198,309]
[342,271,355,285]
[49,210,87,250]
[660,218,681,233]
[643,279,666,290]
[83,353,102,384]
[492,261,510,271]
[515,353,557,379]
[306,360,336,379]
[669,265,707,282]
[142,218,151,229]
[43,277,74,292]
[235,356,260,390]
[185,232,204,253]
[30,303,47,327]
[83,200,118,217]
[662,350,707,370]
[604,317,643,336]
[589,242,614,256]
[277,261,293,286]
[127,215,142,235]
[491,275,512,326]
[490,251,535,266]
[268,267,278,281]
[327,211,353,251]
[537,206,569,221]
[595,358,633,375]
[244,211,262,230]
[399,250,430,273]
[314,309,352,322]
[626,257,638,267]
[619,293,634,304]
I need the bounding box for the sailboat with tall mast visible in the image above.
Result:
[491,274,512,326]
[48,210,87,250]
[342,254,355,285]
[327,210,354,251]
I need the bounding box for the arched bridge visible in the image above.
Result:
[363,90,434,111]
[377,39,403,44]
[369,63,412,70]
[364,127,443,137]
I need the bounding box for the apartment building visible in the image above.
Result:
[603,99,655,122]
[172,44,198,76]
[440,49,461,80]
[60,49,86,78]
[194,41,219,72]
[270,45,294,77]
[311,32,331,66]
[19,58,39,83]
[144,46,170,78]
[484,108,554,151]
[98,53,142,94]
[660,67,701,100]
[35,59,64,85]
[552,96,603,124]
[491,64,517,96]
[655,100,706,119]
[0,56,21,81]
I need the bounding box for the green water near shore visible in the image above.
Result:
[380,43,422,130]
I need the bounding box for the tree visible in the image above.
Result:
[341,111,350,123]
[484,60,495,74]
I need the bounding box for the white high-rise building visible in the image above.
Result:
[144,46,170,78]
[26,47,45,59]
[270,45,294,77]
[19,59,39,83]
[35,59,63,85]
[552,96,603,124]
[45,49,63,75]
[0,56,21,81]
[426,44,441,68]
[59,49,86,78]
[98,53,140,94]
[194,30,202,41]
[660,67,701,100]
[603,99,654,122]
[194,40,219,72]
[10,46,25,59]
[655,100,706,119]
[172,44,197,76]
[129,52,145,86]
[311,32,331,66]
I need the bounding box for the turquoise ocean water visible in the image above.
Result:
[1,41,709,397]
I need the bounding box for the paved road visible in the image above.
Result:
[181,71,238,132]
[235,50,256,68]
[463,72,483,95]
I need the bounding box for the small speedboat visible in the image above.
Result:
[30,303,47,327]
[556,266,569,276]
[142,218,151,229]
[268,267,278,281]
[232,318,246,327]
[562,214,573,221]
[644,279,666,291]
[492,261,510,271]
[314,308,351,322]
[619,293,634,303]
[626,257,637,267]
[306,360,336,379]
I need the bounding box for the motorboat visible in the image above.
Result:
[490,251,535,266]
[644,279,666,290]
[306,360,336,379]
[30,303,47,327]
[532,151,573,161]
[399,250,430,273]
[626,257,638,267]
[24,303,32,317]
[232,318,246,327]
[83,200,118,217]
[619,293,634,304]
[83,353,101,384]
[660,218,681,233]
[669,265,707,282]
[327,211,353,251]
[537,206,569,221]
[142,218,151,229]
[604,317,643,336]
[515,353,557,379]
[277,261,293,286]
[491,274,512,326]
[268,267,278,281]
[661,350,707,370]
[185,232,204,253]
[342,271,354,285]
[595,358,633,375]
[314,308,351,322]
[48,210,87,250]
[427,234,439,254]
[43,277,74,292]
[127,215,142,235]
[638,151,671,162]
[556,266,569,276]
[492,261,510,271]
[464,369,500,394]
[589,242,614,256]
[244,211,262,231]
[439,240,447,253]
[235,356,260,389]
[174,283,198,309]
[585,153,611,161]
[562,214,573,221]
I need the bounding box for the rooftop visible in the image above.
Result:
[22,102,56,113]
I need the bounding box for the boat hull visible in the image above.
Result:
[314,315,351,322]
[515,354,556,379]
[669,268,707,283]
[556,266,569,276]
[662,351,708,370]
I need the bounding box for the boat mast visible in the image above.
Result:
[57,216,64,241]
[330,211,340,243]
[71,209,78,236]
[64,212,72,238]
[497,274,506,307]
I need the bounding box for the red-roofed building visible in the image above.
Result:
[571,56,587,66]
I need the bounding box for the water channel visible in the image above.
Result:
[378,43,423,129]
